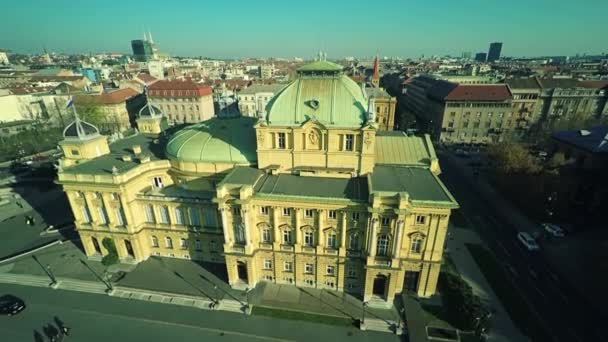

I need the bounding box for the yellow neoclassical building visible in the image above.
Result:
[57,60,458,306]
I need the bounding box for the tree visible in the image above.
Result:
[101,238,119,266]
[439,272,489,331]
[487,142,541,175]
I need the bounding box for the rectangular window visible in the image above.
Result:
[282,230,292,244]
[180,238,187,249]
[348,233,358,250]
[264,259,272,270]
[81,205,91,223]
[304,209,313,218]
[284,261,293,272]
[304,231,313,246]
[326,265,336,276]
[381,217,390,226]
[115,207,126,226]
[189,208,200,226]
[98,206,108,225]
[415,215,426,225]
[277,132,286,149]
[174,208,185,225]
[351,212,360,221]
[165,237,173,249]
[262,228,271,243]
[209,240,218,252]
[411,238,422,253]
[232,207,241,216]
[159,205,170,224]
[203,207,216,226]
[282,208,291,216]
[377,235,389,256]
[345,134,354,151]
[151,236,159,247]
[328,210,337,219]
[260,206,269,215]
[144,204,155,223]
[195,239,202,251]
[153,176,163,188]
[348,267,356,278]
[327,233,337,248]
[305,263,313,274]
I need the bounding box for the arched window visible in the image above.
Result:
[377,234,390,257]
[410,236,424,254]
[281,225,292,245]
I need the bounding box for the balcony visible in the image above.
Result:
[230,245,245,254]
[373,258,391,267]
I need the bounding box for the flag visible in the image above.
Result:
[143,84,148,95]
[65,96,74,109]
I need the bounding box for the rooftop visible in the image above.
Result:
[537,78,582,89]
[239,83,286,95]
[375,132,436,167]
[369,165,458,206]
[364,87,391,98]
[74,88,140,105]
[148,79,213,97]
[505,77,541,90]
[552,126,608,154]
[444,84,512,102]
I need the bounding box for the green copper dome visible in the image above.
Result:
[265,60,367,127]
[166,116,257,165]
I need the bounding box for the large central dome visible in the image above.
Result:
[166,116,257,165]
[265,60,368,127]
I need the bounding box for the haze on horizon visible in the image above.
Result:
[0,0,606,59]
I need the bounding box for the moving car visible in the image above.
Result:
[517,232,540,251]
[0,294,26,316]
[542,223,565,237]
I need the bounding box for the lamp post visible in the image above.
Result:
[362,301,368,325]
[213,285,219,306]
[103,271,113,292]
[46,264,57,285]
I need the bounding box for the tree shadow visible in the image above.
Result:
[33,330,44,342]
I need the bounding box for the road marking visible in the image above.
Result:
[532,285,546,299]
[497,241,511,257]
[38,304,294,342]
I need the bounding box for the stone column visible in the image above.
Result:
[242,208,251,248]
[340,212,347,248]
[273,206,281,248]
[393,219,405,259]
[369,218,378,257]
[295,208,302,245]
[317,209,325,249]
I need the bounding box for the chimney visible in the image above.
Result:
[132,145,142,154]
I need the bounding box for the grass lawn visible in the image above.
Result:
[251,306,354,327]
[465,243,551,342]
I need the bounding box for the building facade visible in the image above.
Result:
[366,87,396,131]
[131,39,154,62]
[237,84,286,117]
[147,80,215,124]
[487,42,502,62]
[538,78,601,123]
[505,78,543,139]
[57,60,458,307]
[74,88,143,133]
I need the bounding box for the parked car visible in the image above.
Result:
[517,232,540,251]
[0,294,26,316]
[542,223,565,237]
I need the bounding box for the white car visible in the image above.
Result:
[517,232,540,251]
[542,223,565,237]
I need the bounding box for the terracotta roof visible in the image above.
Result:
[580,80,608,89]
[135,73,157,84]
[8,86,54,95]
[29,75,86,82]
[444,84,512,101]
[537,78,582,89]
[74,88,140,105]
[148,79,212,97]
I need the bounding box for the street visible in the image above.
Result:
[438,152,607,342]
[0,284,397,342]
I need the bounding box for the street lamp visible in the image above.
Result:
[103,271,113,292]
[213,285,219,306]
[46,264,57,285]
[362,301,368,325]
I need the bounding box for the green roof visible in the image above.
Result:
[61,133,166,175]
[296,60,344,72]
[220,166,265,187]
[370,165,458,206]
[375,132,436,166]
[254,173,368,202]
[265,70,368,127]
[166,116,257,164]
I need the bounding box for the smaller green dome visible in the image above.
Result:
[166,116,257,165]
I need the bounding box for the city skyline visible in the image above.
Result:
[0,0,606,59]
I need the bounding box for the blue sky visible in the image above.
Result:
[0,0,605,58]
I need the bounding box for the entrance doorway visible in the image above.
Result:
[404,271,420,293]
[124,240,134,258]
[372,275,388,298]
[92,237,101,254]
[237,262,248,282]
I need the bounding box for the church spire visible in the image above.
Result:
[372,54,380,88]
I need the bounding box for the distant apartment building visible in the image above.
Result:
[131,39,154,62]
[258,65,273,79]
[474,53,487,63]
[74,88,144,133]
[237,83,285,117]
[437,75,498,85]
[505,78,543,138]
[537,78,601,122]
[0,51,9,65]
[147,60,164,80]
[147,80,215,124]
[366,87,396,131]
[487,42,503,62]
[580,80,608,118]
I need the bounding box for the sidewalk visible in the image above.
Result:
[447,226,527,342]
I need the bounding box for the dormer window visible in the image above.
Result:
[153,176,163,189]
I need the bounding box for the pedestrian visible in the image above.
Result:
[61,326,70,336]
